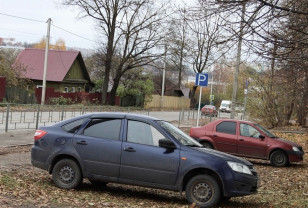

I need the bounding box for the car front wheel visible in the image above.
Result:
[270,150,289,167]
[52,159,82,189]
[185,175,221,208]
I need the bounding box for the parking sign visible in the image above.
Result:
[195,73,208,87]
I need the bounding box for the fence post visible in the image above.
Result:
[61,106,65,121]
[35,104,40,130]
[178,110,181,127]
[5,103,10,132]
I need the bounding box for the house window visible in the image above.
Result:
[64,87,68,93]
[71,87,75,93]
[78,87,82,92]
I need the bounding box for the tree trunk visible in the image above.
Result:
[282,103,294,126]
[109,71,122,106]
[190,85,198,108]
[297,70,308,127]
[102,40,113,105]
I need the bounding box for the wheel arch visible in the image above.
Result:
[268,148,288,160]
[181,168,224,194]
[48,154,82,176]
[194,137,216,149]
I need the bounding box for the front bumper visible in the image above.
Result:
[222,166,259,197]
[288,151,304,162]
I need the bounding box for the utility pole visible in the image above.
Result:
[41,18,51,105]
[231,3,246,119]
[243,80,249,120]
[161,44,167,109]
[210,73,214,105]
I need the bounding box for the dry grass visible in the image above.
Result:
[0,131,307,208]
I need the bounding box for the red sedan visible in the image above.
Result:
[190,119,304,166]
[201,105,218,117]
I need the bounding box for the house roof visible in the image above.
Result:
[13,48,89,82]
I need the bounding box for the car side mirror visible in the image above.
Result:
[259,135,265,139]
[159,138,176,149]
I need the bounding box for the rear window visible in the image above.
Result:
[62,118,88,134]
[216,121,236,135]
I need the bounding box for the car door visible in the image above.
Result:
[74,118,123,178]
[212,121,238,154]
[120,119,180,186]
[237,123,267,158]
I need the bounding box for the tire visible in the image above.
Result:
[52,159,82,189]
[89,179,108,187]
[201,142,213,149]
[270,150,289,167]
[185,175,221,208]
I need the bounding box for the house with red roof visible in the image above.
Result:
[13,48,94,94]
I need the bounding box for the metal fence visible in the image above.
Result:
[0,104,243,132]
[0,104,150,132]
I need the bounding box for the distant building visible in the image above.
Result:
[12,48,94,93]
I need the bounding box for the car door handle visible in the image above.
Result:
[76,141,88,145]
[123,147,136,152]
[239,138,244,141]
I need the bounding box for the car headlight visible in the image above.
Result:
[227,161,252,175]
[292,146,300,152]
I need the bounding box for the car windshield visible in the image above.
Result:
[255,123,277,138]
[157,121,202,147]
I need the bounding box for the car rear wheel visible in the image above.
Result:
[270,150,289,167]
[52,159,82,189]
[185,175,221,208]
[200,141,213,149]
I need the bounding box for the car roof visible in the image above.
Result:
[214,118,256,125]
[89,112,162,122]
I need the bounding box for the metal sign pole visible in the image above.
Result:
[197,86,202,127]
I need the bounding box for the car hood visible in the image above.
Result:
[193,147,253,166]
[274,137,301,147]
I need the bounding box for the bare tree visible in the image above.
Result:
[62,0,167,105]
[166,8,190,89]
[208,0,308,127]
[185,1,231,108]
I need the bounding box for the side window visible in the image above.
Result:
[62,118,88,134]
[127,120,164,146]
[240,124,261,138]
[216,121,236,135]
[83,119,121,140]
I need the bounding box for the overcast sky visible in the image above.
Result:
[0,0,98,49]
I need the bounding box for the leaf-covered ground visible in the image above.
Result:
[0,132,307,208]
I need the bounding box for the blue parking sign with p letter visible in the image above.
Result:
[195,73,208,87]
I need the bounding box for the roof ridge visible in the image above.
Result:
[24,48,79,53]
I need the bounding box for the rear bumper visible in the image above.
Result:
[31,146,49,171]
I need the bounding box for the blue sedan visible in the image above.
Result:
[31,113,259,208]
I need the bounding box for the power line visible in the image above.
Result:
[52,24,99,44]
[0,27,44,37]
[0,11,99,46]
[0,12,45,23]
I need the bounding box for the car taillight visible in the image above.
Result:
[34,130,47,140]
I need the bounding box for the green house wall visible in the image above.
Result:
[31,58,92,93]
